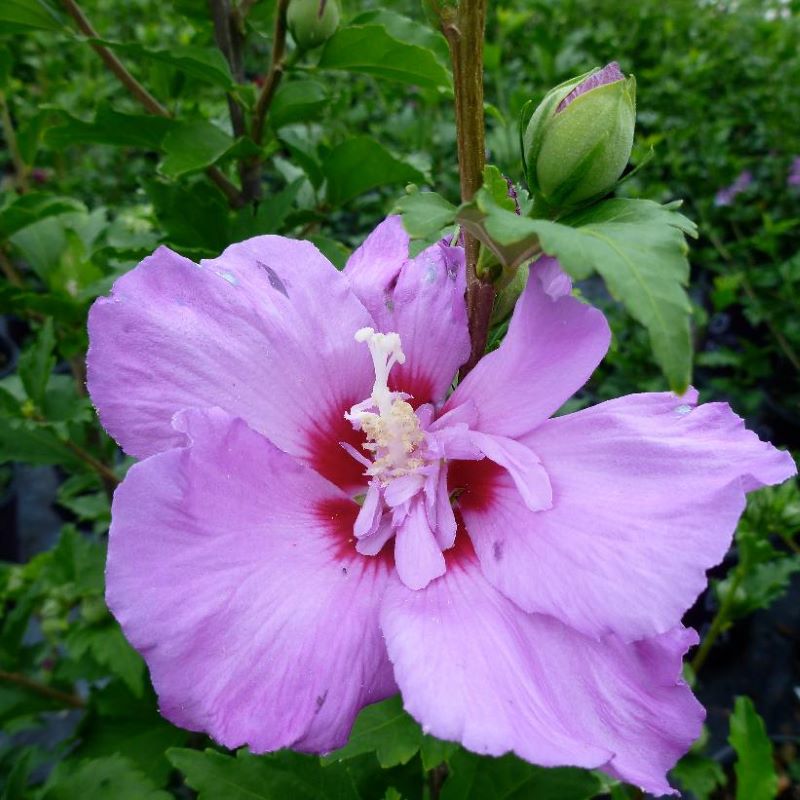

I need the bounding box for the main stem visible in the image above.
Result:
[440,0,493,375]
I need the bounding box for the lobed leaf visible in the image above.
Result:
[728,696,778,800]
[458,187,696,391]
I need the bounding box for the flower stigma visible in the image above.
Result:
[345,327,425,484]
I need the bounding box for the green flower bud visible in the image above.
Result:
[522,62,636,209]
[287,0,340,52]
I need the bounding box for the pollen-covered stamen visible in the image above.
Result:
[345,327,425,483]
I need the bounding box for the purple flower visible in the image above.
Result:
[556,61,625,113]
[87,218,795,795]
[788,156,800,188]
[714,170,753,206]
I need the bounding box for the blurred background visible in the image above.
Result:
[1,0,798,797]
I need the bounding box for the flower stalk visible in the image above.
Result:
[434,0,493,376]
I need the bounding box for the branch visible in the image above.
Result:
[436,0,492,376]
[59,0,245,208]
[0,91,29,192]
[251,0,290,146]
[0,670,85,709]
[0,247,24,287]
[209,0,262,201]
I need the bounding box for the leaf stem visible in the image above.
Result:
[58,0,245,208]
[251,0,290,147]
[0,669,85,709]
[435,0,493,375]
[690,568,744,675]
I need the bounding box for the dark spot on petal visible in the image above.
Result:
[493,540,504,561]
[341,566,348,575]
[258,261,289,297]
[315,690,328,712]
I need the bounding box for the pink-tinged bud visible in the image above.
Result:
[522,62,636,209]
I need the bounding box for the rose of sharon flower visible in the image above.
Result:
[87,217,795,795]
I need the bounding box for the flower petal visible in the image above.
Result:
[88,239,374,489]
[106,407,395,753]
[393,499,446,590]
[444,261,610,438]
[468,431,552,512]
[380,544,702,796]
[462,391,797,640]
[345,217,470,403]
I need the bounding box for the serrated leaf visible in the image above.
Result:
[719,553,800,621]
[324,695,423,768]
[394,188,457,240]
[458,193,695,391]
[168,748,360,800]
[44,107,173,151]
[729,697,777,800]
[159,120,235,178]
[323,138,426,206]
[67,623,145,696]
[441,751,602,800]
[42,755,171,800]
[18,319,55,408]
[319,24,452,89]
[270,80,329,129]
[0,193,83,240]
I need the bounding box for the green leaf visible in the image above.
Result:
[482,165,517,212]
[0,193,83,240]
[66,623,145,696]
[0,0,63,32]
[159,119,235,178]
[232,178,304,239]
[168,748,360,800]
[42,755,172,800]
[323,695,423,768]
[441,751,602,800]
[728,697,777,800]
[319,24,452,89]
[323,137,426,207]
[420,736,459,771]
[44,107,173,151]
[89,41,234,88]
[17,319,55,408]
[0,416,84,468]
[146,179,231,254]
[671,753,727,800]
[458,193,696,391]
[73,681,187,787]
[394,187,457,240]
[721,554,800,621]
[270,80,329,129]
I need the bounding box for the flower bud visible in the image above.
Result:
[522,62,636,209]
[287,0,340,51]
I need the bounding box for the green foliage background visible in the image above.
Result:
[0,0,798,798]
